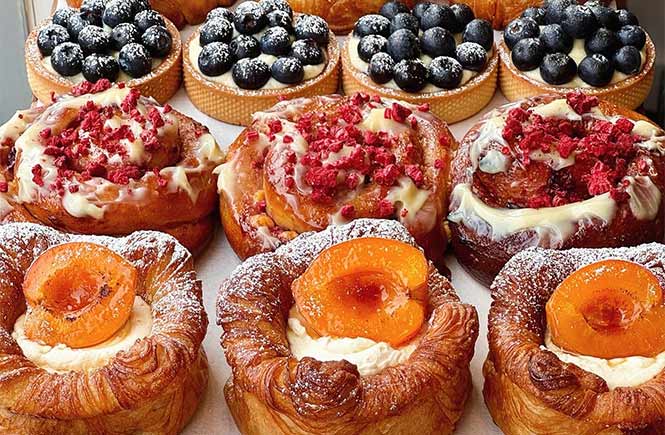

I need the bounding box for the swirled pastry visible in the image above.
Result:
[216,93,455,269]
[0,82,223,254]
[448,93,665,284]
[218,218,478,434]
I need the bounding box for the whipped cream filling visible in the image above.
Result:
[42,53,164,84]
[544,330,665,389]
[13,296,152,373]
[286,307,416,376]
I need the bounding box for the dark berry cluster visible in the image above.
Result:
[354,1,493,92]
[197,0,329,90]
[505,0,646,87]
[39,0,172,83]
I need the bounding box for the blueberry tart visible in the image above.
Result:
[26,0,182,104]
[183,1,340,125]
[499,3,656,109]
[342,1,498,123]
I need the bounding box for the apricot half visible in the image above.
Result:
[22,242,137,348]
[292,238,428,347]
[546,259,665,359]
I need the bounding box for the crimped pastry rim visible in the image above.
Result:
[0,223,208,420]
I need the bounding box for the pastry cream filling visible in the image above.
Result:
[286,308,416,376]
[42,53,164,84]
[544,331,665,389]
[13,297,152,373]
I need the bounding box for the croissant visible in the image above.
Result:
[0,222,208,434]
[217,218,479,435]
[448,93,665,285]
[216,93,456,269]
[0,82,223,255]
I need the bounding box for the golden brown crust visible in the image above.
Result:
[341,39,499,124]
[217,219,478,435]
[183,19,341,126]
[484,243,665,434]
[0,223,208,434]
[25,18,182,105]
[448,95,665,285]
[498,36,656,110]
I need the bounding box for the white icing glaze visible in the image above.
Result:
[529,149,575,170]
[386,176,431,223]
[358,107,409,133]
[530,98,582,120]
[626,175,661,220]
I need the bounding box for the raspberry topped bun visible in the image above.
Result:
[26,0,182,104]
[184,0,340,125]
[499,2,655,109]
[448,93,665,285]
[0,81,223,254]
[342,1,498,123]
[215,93,456,269]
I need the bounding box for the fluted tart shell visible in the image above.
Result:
[0,223,208,435]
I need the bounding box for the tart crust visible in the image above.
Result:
[0,223,208,434]
[217,219,479,435]
[341,39,499,124]
[25,18,183,105]
[485,243,665,434]
[183,18,341,126]
[498,35,656,110]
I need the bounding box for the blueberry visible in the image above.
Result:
[142,25,172,57]
[616,9,638,27]
[456,41,487,71]
[82,53,119,82]
[585,28,618,58]
[451,3,475,30]
[413,3,432,21]
[111,23,140,51]
[504,17,539,50]
[390,13,419,35]
[51,42,84,76]
[540,52,576,85]
[358,35,388,63]
[260,0,292,15]
[578,53,614,87]
[354,14,390,37]
[198,42,234,76]
[511,38,543,71]
[52,7,76,27]
[118,42,152,77]
[295,15,329,45]
[394,59,427,92]
[38,24,70,56]
[544,0,576,24]
[521,7,546,25]
[586,3,619,30]
[103,0,134,28]
[207,8,235,23]
[291,39,323,65]
[66,13,94,40]
[80,0,105,23]
[271,57,304,84]
[463,19,493,51]
[379,1,410,20]
[420,27,455,58]
[368,52,395,84]
[78,25,111,55]
[232,57,271,89]
[420,4,456,31]
[260,26,291,56]
[267,10,293,33]
[126,0,151,15]
[200,18,233,46]
[387,29,420,61]
[613,45,642,75]
[428,56,462,89]
[230,35,261,59]
[134,10,165,34]
[617,25,646,50]
[539,24,572,53]
[561,5,597,39]
[234,1,267,35]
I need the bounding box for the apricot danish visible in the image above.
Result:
[448,93,665,285]
[0,81,223,254]
[216,93,456,269]
[218,218,479,435]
